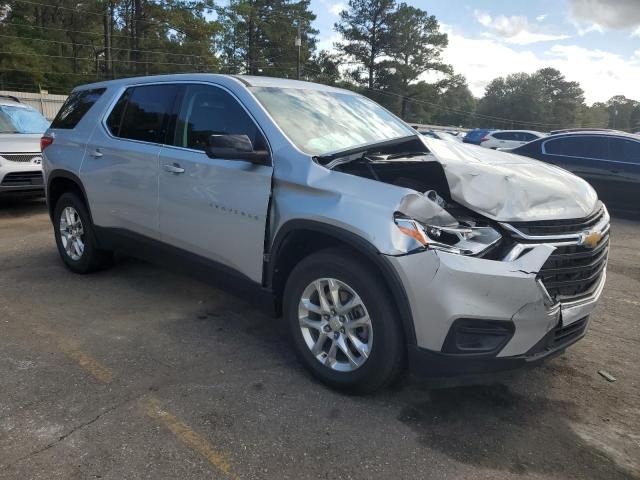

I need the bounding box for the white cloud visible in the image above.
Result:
[575,22,605,36]
[632,26,640,37]
[474,11,571,44]
[328,2,345,16]
[316,33,342,53]
[430,25,640,104]
[536,14,548,22]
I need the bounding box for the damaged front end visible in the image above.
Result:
[317,136,608,376]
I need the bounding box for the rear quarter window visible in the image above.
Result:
[50,88,105,129]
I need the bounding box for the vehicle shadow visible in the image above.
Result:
[384,372,634,479]
[0,196,47,218]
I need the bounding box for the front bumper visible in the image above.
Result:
[0,163,44,195]
[387,245,606,377]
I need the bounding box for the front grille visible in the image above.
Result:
[0,152,41,163]
[507,204,605,236]
[1,171,44,186]
[502,204,609,303]
[539,233,609,301]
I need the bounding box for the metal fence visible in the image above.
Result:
[0,90,68,120]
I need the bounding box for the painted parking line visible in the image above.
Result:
[59,343,114,384]
[32,327,238,477]
[143,396,239,480]
[33,327,114,384]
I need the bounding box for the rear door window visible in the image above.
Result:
[109,84,179,144]
[544,136,609,159]
[51,88,105,129]
[494,132,517,140]
[609,138,640,164]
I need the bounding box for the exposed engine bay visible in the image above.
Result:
[320,139,507,259]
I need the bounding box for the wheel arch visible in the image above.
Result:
[266,219,417,346]
[47,170,92,223]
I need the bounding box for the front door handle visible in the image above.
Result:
[89,149,103,158]
[163,163,185,174]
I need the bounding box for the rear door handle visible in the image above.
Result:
[89,149,103,158]
[163,163,185,174]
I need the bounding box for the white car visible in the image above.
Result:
[0,95,50,197]
[479,130,546,150]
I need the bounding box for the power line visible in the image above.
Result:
[300,63,570,129]
[12,0,191,34]
[0,32,215,60]
[0,50,215,68]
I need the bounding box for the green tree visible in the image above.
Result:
[216,0,317,77]
[431,75,476,127]
[606,95,638,130]
[535,67,584,127]
[383,2,449,118]
[334,0,396,89]
[305,50,342,85]
[0,0,220,93]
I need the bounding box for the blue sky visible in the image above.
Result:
[309,0,640,104]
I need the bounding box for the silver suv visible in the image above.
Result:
[42,75,609,393]
[0,95,50,196]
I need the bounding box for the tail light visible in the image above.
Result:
[480,136,489,142]
[40,135,54,151]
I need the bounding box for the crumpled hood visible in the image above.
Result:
[422,137,599,222]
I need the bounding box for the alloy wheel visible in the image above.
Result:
[298,278,373,372]
[59,206,85,261]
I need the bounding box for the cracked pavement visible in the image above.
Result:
[0,198,639,479]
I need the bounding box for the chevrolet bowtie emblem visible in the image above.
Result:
[579,231,603,249]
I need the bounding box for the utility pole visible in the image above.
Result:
[103,0,111,78]
[295,19,301,80]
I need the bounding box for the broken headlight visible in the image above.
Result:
[394,216,501,256]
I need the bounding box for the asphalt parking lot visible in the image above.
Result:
[0,198,639,480]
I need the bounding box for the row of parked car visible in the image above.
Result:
[459,127,639,211]
[411,126,638,212]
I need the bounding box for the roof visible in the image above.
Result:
[74,73,350,94]
[549,130,639,140]
[489,129,545,134]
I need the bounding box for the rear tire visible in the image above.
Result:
[283,249,404,394]
[53,192,112,273]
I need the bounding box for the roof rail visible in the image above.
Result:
[0,94,22,103]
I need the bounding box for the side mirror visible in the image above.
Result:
[205,134,270,165]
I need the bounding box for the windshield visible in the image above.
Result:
[251,87,415,156]
[0,105,50,134]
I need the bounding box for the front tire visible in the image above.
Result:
[283,249,404,394]
[53,192,112,273]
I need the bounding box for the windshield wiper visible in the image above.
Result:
[0,130,20,134]
[324,151,371,170]
[385,151,428,160]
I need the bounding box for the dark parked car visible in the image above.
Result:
[510,132,640,210]
[462,128,497,145]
